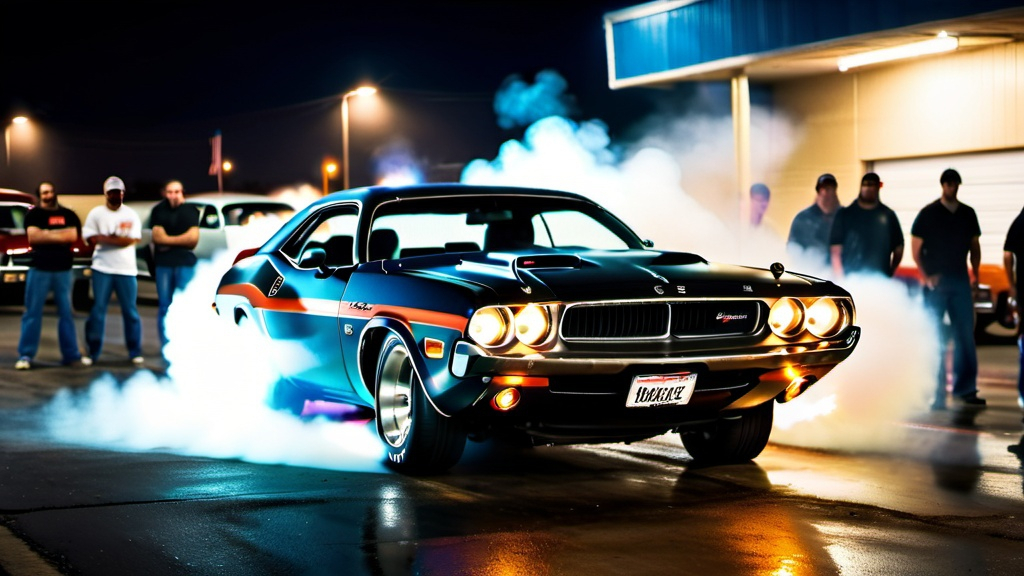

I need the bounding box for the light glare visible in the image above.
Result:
[769,298,804,338]
[838,32,958,72]
[514,304,550,346]
[806,298,846,338]
[468,307,510,347]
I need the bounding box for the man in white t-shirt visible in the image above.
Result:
[82,176,144,365]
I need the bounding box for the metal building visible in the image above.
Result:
[605,0,1024,267]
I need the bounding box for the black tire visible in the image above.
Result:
[680,401,773,465]
[375,335,465,474]
[72,278,93,311]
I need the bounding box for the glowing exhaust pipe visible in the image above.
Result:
[491,388,521,411]
[780,375,818,403]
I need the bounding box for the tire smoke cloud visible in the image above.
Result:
[43,194,387,473]
[465,71,942,454]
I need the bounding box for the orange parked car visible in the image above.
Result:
[894,263,1014,338]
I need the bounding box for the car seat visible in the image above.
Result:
[368,228,399,261]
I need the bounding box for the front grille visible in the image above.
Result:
[670,301,761,337]
[560,300,762,341]
[561,303,669,340]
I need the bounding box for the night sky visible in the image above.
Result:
[1,1,673,198]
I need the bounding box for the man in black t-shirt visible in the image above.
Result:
[788,173,841,270]
[829,172,904,278]
[15,182,85,369]
[911,168,984,409]
[149,180,200,347]
[1003,207,1024,415]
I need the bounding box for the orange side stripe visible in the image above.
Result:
[218,284,469,332]
[218,283,338,316]
[341,302,469,332]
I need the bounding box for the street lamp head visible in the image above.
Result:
[346,86,378,99]
[325,162,338,175]
[222,160,233,173]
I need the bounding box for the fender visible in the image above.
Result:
[361,316,454,418]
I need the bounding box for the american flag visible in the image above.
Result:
[208,130,222,176]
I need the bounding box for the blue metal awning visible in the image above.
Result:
[606,0,1024,87]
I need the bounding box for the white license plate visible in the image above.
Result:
[626,373,697,408]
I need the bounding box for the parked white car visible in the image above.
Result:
[128,192,298,278]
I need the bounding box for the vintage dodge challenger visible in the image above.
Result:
[214,184,860,473]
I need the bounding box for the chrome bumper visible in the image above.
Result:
[451,327,860,378]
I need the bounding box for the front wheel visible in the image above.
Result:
[680,401,773,465]
[375,335,465,474]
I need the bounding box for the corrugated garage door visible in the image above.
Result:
[874,150,1024,266]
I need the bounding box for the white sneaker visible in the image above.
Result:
[131,356,145,366]
[14,357,31,370]
[80,356,93,367]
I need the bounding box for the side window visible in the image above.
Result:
[200,205,220,229]
[281,205,359,267]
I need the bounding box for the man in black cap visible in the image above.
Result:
[829,172,904,278]
[911,168,984,408]
[787,173,841,268]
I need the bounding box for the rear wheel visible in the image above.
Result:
[375,335,465,474]
[680,401,773,465]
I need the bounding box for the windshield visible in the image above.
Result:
[368,194,642,259]
[0,204,29,231]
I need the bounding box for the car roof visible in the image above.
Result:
[314,183,595,209]
[0,189,36,205]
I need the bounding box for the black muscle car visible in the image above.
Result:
[214,184,860,473]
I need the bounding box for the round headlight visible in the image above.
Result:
[514,304,551,346]
[806,298,847,338]
[468,306,512,347]
[769,297,805,338]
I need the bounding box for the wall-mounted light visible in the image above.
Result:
[838,31,958,72]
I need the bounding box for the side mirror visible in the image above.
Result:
[299,247,327,269]
[642,239,654,248]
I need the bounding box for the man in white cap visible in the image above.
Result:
[82,176,144,365]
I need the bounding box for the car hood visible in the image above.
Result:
[382,250,839,303]
[0,231,29,252]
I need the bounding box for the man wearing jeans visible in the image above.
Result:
[149,179,199,348]
[911,168,985,409]
[83,176,143,365]
[15,182,85,369]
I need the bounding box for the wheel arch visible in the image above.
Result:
[358,317,453,417]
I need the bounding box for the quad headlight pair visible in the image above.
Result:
[768,297,851,339]
[468,304,553,348]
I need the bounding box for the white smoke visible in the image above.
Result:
[494,69,578,130]
[43,252,386,472]
[463,78,941,455]
[772,273,941,451]
[373,139,425,186]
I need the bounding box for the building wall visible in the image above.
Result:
[767,40,1024,233]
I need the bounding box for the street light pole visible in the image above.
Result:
[5,116,28,168]
[322,159,338,196]
[341,86,377,190]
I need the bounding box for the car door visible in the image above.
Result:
[259,203,361,401]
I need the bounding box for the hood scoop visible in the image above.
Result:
[649,252,707,266]
[515,254,582,270]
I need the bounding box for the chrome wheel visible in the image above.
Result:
[377,341,414,448]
